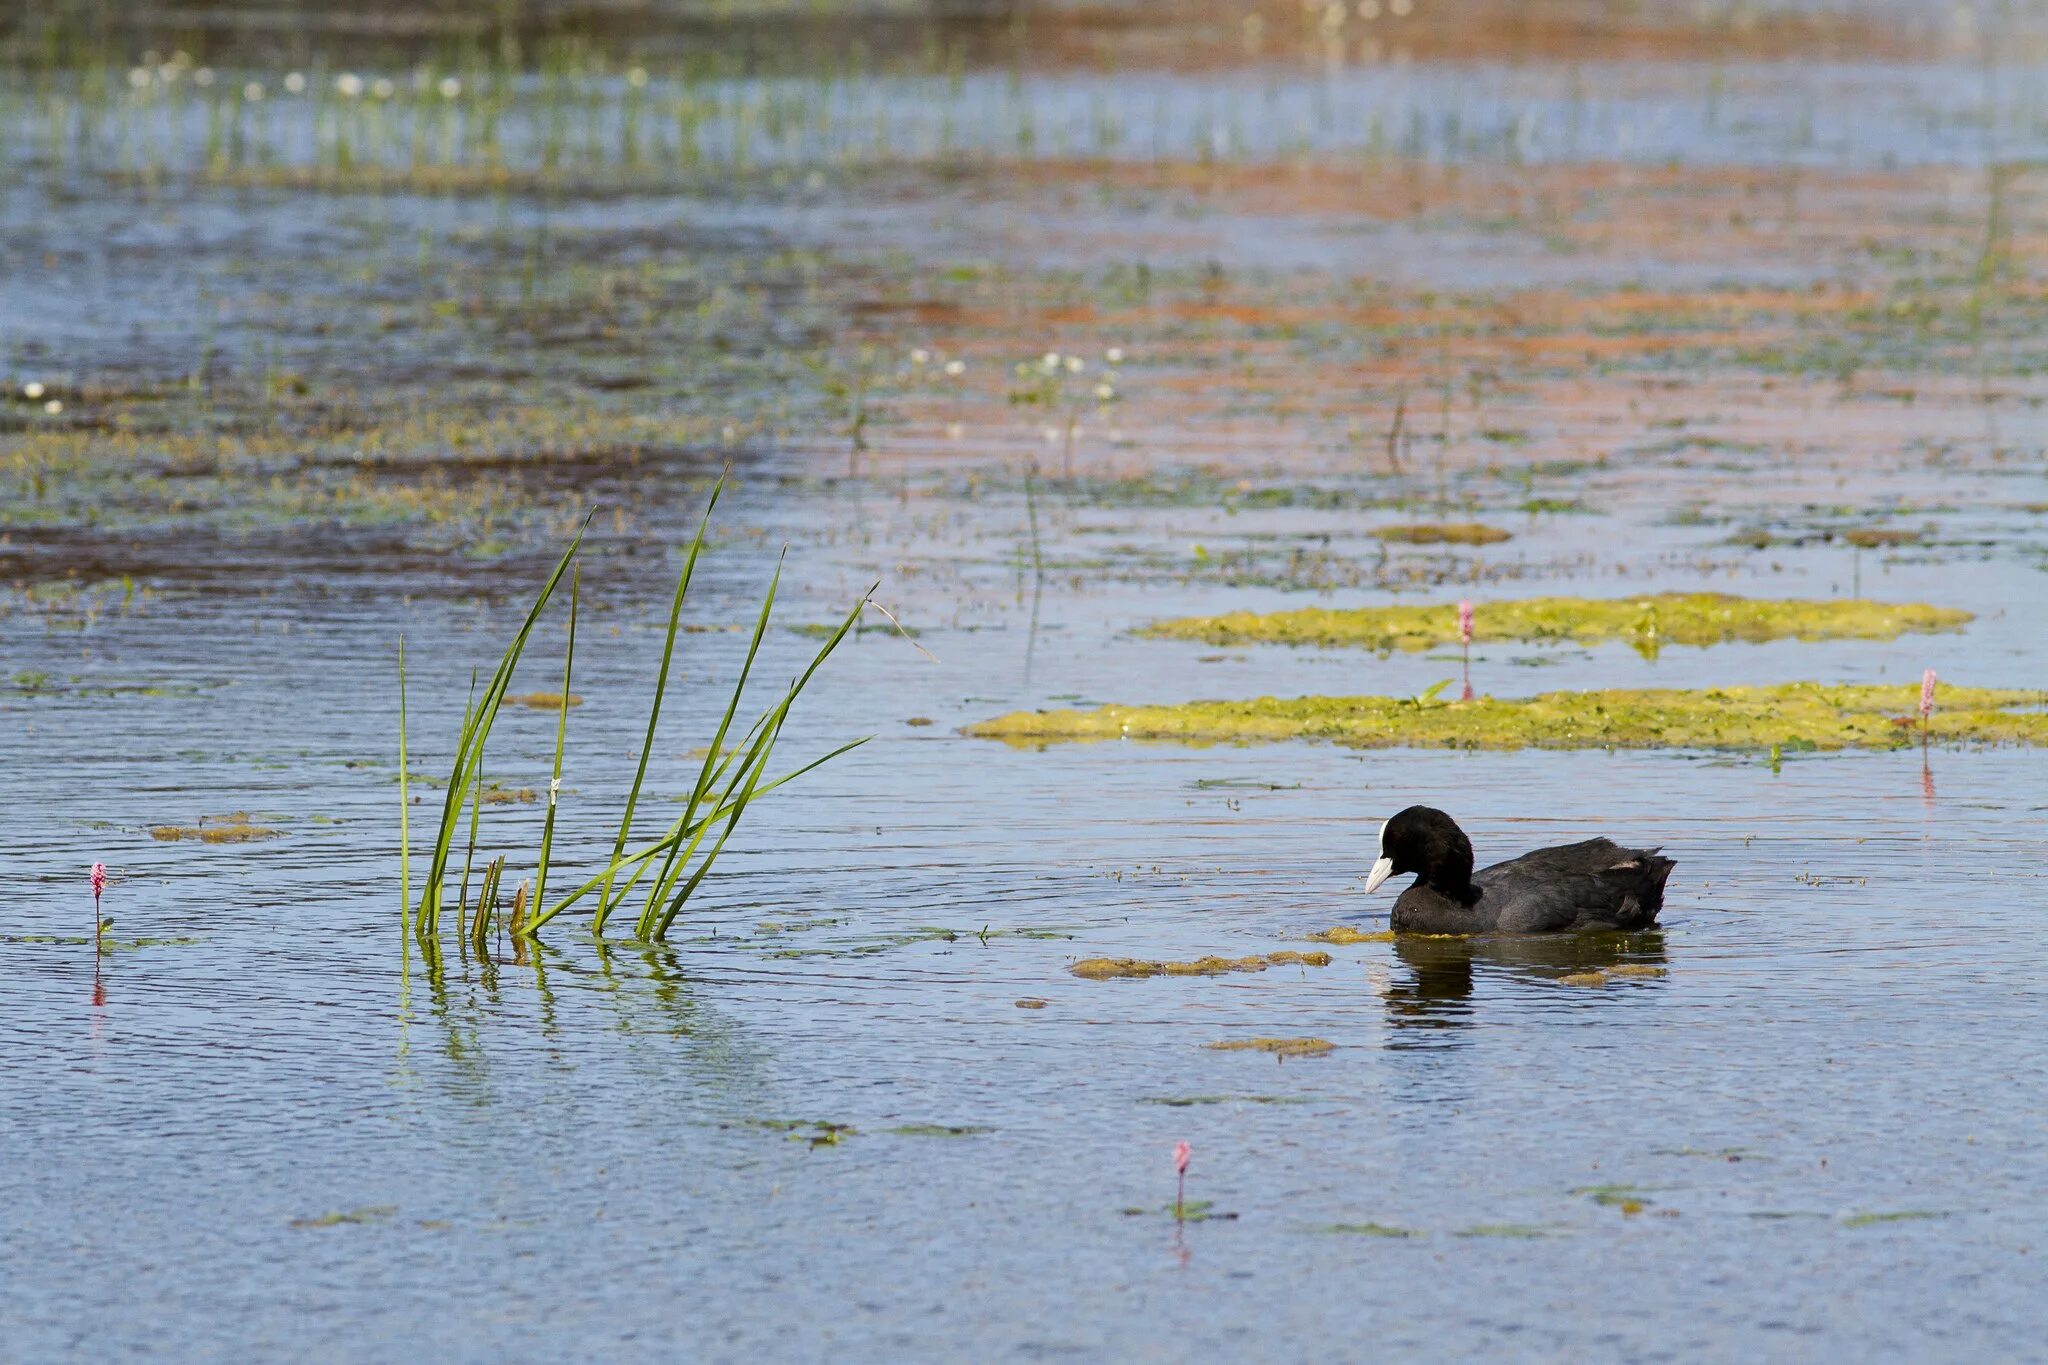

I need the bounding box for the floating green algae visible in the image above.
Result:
[968,683,2048,753]
[1843,1209,1946,1227]
[1071,951,1332,979]
[1302,926,1397,944]
[1204,1037,1335,1057]
[1371,522,1513,545]
[1141,593,1972,653]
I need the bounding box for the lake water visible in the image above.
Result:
[5,5,2047,1358]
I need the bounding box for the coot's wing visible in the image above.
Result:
[1474,839,1674,933]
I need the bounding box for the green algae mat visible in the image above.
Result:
[968,684,2048,752]
[1141,594,1970,653]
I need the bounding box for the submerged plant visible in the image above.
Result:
[404,484,871,949]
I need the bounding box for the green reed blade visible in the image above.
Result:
[531,564,578,927]
[398,635,411,938]
[593,476,724,934]
[636,548,784,933]
[524,735,868,933]
[652,712,786,940]
[644,588,872,937]
[419,521,588,929]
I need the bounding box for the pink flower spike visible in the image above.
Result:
[1173,1141,1191,1175]
[1919,668,1937,722]
[91,862,107,903]
[1457,599,1474,646]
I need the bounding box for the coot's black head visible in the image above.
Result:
[1366,805,1475,900]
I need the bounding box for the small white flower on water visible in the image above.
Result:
[127,67,151,90]
[438,77,462,99]
[627,67,649,88]
[23,381,45,400]
[1042,426,1060,444]
[1093,383,1115,401]
[1040,351,1060,371]
[336,73,364,98]
[243,81,264,101]
[1064,356,1084,373]
[194,67,215,87]
[946,422,964,440]
[371,78,395,99]
[944,359,965,376]
[44,399,63,415]
[283,71,306,94]
[158,63,181,83]
[1105,346,1124,363]
[910,348,929,365]
[722,424,738,443]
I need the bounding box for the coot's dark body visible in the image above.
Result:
[1368,807,1674,935]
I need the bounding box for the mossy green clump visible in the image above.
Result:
[968,683,2048,753]
[1142,593,1972,653]
[1304,926,1396,944]
[1372,522,1513,545]
[1205,1037,1335,1057]
[149,813,284,843]
[1071,951,1331,979]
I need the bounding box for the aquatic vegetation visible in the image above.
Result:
[1122,1200,1236,1223]
[149,814,284,843]
[290,1206,396,1229]
[744,1119,858,1148]
[887,1125,995,1138]
[1559,970,1610,987]
[1575,1185,1654,1212]
[1,933,203,951]
[1843,1210,1945,1227]
[1609,964,1668,979]
[506,692,582,710]
[408,483,871,951]
[1454,1224,1564,1239]
[1139,1095,1306,1107]
[1371,523,1512,546]
[90,862,107,952]
[1303,926,1395,944]
[1204,1037,1335,1057]
[968,683,2048,753]
[1143,594,1973,653]
[1313,1222,1418,1238]
[1070,951,1331,979]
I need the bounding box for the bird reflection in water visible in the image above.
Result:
[1378,931,1670,1037]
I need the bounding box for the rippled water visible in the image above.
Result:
[9,13,2048,1359]
[9,451,2045,1357]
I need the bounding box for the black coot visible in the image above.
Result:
[1364,805,1674,934]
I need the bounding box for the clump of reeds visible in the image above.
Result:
[402,480,869,953]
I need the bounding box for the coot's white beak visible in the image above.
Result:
[1365,856,1395,895]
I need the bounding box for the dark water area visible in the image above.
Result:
[6,3,2048,1358]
